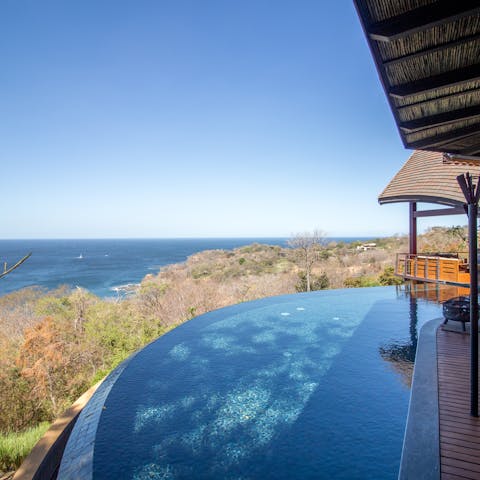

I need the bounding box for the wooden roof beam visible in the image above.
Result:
[397,86,480,113]
[383,33,480,68]
[400,105,480,133]
[462,145,480,157]
[447,153,480,162]
[389,63,480,99]
[413,207,466,218]
[368,0,480,42]
[407,124,480,150]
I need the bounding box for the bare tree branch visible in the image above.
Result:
[0,252,32,279]
[288,230,326,292]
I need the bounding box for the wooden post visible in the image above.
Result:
[409,202,417,255]
[457,173,480,417]
[469,202,479,417]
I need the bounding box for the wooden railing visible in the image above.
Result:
[395,253,470,285]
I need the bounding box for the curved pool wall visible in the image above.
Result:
[398,318,442,480]
[57,349,141,479]
[58,286,443,480]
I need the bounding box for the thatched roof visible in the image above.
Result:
[354,0,480,157]
[379,150,480,206]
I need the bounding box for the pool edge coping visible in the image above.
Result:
[398,317,442,480]
[56,351,141,480]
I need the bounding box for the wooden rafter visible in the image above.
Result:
[396,86,480,113]
[368,0,480,42]
[407,124,480,150]
[383,32,480,68]
[400,105,480,133]
[389,63,480,100]
[463,146,480,156]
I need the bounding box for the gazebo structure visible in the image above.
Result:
[379,149,480,286]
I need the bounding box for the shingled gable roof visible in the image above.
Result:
[378,150,480,206]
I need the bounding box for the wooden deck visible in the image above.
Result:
[437,328,480,479]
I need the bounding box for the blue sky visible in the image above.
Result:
[0,0,464,238]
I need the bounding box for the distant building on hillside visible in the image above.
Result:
[356,243,376,252]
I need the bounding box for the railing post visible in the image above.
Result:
[409,202,417,255]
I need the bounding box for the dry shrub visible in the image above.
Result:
[0,287,43,343]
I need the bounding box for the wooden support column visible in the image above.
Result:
[457,172,480,417]
[409,202,417,255]
[468,201,478,417]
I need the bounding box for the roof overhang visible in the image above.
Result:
[379,194,464,207]
[378,150,480,206]
[354,0,480,157]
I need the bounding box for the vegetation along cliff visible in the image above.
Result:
[0,226,468,475]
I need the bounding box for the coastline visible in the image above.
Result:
[0,237,378,298]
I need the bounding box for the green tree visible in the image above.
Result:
[378,266,403,286]
[344,276,379,288]
[296,272,329,292]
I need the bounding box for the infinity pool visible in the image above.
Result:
[59,286,443,479]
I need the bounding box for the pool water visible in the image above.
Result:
[65,286,443,479]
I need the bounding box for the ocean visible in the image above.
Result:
[0,238,374,298]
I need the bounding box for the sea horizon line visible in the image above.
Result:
[0,235,386,241]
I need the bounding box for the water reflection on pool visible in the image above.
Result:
[62,286,445,479]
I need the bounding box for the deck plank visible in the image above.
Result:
[438,329,480,480]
